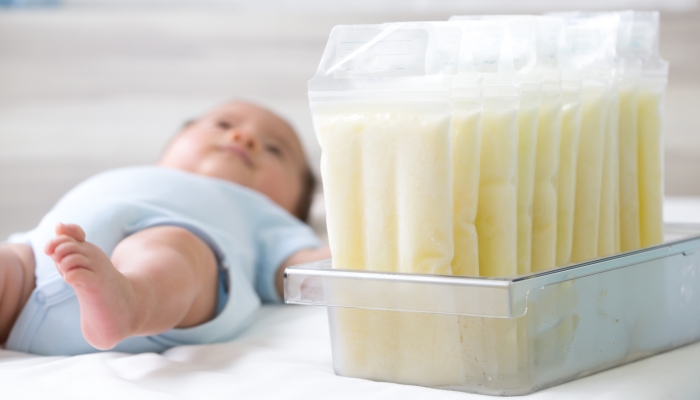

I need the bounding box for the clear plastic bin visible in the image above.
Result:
[284,225,700,396]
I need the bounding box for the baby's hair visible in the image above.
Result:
[296,167,316,223]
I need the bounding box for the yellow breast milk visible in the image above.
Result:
[452,99,483,277]
[637,88,664,247]
[556,84,583,266]
[476,99,519,277]
[516,92,540,275]
[598,83,620,257]
[571,85,608,262]
[532,86,563,271]
[618,84,642,251]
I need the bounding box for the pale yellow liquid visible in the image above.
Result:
[571,87,607,263]
[313,106,454,270]
[459,316,522,385]
[614,139,621,253]
[316,113,365,273]
[531,89,563,272]
[464,102,520,380]
[332,306,466,386]
[314,104,464,386]
[476,104,519,277]
[452,100,482,277]
[516,95,540,275]
[556,89,582,267]
[638,89,664,247]
[618,87,640,251]
[453,99,524,381]
[597,90,619,257]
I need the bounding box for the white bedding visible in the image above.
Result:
[2,198,700,399]
[2,304,700,400]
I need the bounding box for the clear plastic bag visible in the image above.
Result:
[629,11,668,248]
[552,12,619,263]
[451,15,541,276]
[458,20,520,278]
[433,22,484,277]
[615,11,644,252]
[531,16,566,271]
[309,22,464,387]
[309,23,453,276]
[435,19,522,278]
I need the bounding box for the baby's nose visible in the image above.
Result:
[230,129,258,151]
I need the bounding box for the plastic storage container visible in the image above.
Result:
[284,225,700,396]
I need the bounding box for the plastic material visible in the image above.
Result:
[285,225,700,396]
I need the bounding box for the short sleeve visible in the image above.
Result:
[254,209,321,303]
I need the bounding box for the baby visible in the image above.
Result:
[0,101,330,355]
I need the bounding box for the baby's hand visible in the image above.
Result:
[275,247,331,298]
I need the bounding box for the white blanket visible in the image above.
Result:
[2,197,700,399]
[2,304,700,399]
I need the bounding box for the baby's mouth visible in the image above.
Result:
[220,144,254,168]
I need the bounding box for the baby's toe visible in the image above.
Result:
[55,223,86,243]
[44,235,73,256]
[56,253,91,279]
[52,241,84,262]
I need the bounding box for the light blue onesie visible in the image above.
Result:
[4,166,320,356]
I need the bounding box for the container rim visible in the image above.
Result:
[284,223,700,317]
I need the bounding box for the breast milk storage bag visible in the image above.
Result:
[556,13,619,263]
[534,16,584,268]
[309,23,466,386]
[631,11,668,248]
[531,16,566,272]
[451,15,540,276]
[433,22,483,278]
[616,12,644,252]
[460,21,520,279]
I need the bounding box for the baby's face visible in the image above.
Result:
[159,102,306,215]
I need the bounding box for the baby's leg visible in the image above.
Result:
[44,223,218,350]
[0,243,35,343]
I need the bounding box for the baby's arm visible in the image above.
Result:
[275,247,331,299]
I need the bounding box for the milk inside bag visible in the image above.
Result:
[447,18,525,385]
[553,19,583,267]
[631,11,667,248]
[309,22,465,386]
[594,11,629,258]
[434,23,484,277]
[465,21,520,277]
[440,19,520,278]
[598,72,621,258]
[451,16,539,275]
[615,11,644,252]
[555,13,619,263]
[531,16,566,272]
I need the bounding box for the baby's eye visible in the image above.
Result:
[265,144,283,157]
[217,121,231,130]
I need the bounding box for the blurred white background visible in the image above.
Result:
[1,0,699,240]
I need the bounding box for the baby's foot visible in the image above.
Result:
[44,223,136,350]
